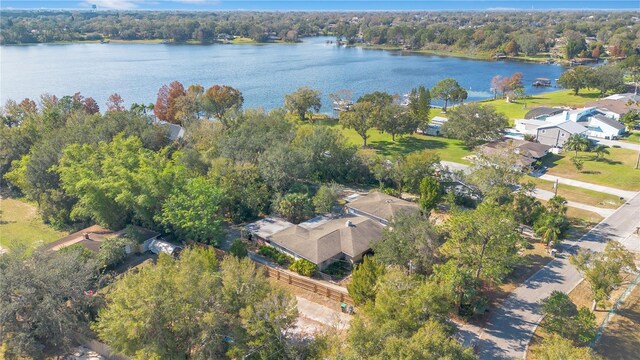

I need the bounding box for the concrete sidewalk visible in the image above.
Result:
[538,174,637,199]
[532,188,615,218]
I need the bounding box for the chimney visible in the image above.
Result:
[345,220,353,228]
[83,233,90,239]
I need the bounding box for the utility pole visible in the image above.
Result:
[553,178,559,196]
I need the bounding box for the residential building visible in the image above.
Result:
[269,215,384,270]
[246,217,295,243]
[345,192,419,225]
[477,139,551,169]
[523,107,564,120]
[536,121,588,148]
[417,116,448,136]
[518,106,626,140]
[585,93,640,118]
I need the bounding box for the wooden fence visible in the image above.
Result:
[259,265,354,306]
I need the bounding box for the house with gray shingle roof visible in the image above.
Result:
[269,215,384,270]
[345,192,419,225]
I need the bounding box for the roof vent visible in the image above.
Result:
[346,220,353,227]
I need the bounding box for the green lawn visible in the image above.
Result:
[542,148,640,191]
[318,119,472,163]
[476,89,602,125]
[620,132,640,144]
[0,198,67,252]
[525,177,625,209]
[230,37,258,44]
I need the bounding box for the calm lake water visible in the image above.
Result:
[1,37,566,112]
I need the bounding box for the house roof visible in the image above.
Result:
[269,215,384,265]
[584,99,640,116]
[346,192,419,222]
[517,141,552,159]
[42,225,159,253]
[246,217,294,240]
[157,121,185,141]
[477,139,550,167]
[524,107,564,119]
[591,114,626,130]
[538,121,588,134]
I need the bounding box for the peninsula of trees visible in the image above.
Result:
[1,10,638,60]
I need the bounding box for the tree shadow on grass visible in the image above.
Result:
[595,158,623,165]
[372,136,449,156]
[541,154,563,170]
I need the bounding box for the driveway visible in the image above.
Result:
[476,192,640,359]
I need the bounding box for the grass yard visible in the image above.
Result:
[541,149,640,191]
[595,281,640,360]
[0,198,67,252]
[620,131,640,144]
[230,37,258,44]
[477,89,601,125]
[526,177,625,209]
[318,118,472,163]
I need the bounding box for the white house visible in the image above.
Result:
[418,116,448,136]
[520,106,625,140]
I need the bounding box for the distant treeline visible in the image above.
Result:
[1,10,638,58]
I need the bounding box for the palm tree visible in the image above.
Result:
[564,134,590,157]
[535,213,564,247]
[593,144,610,160]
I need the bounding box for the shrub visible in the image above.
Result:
[229,238,248,258]
[258,245,292,266]
[289,258,318,277]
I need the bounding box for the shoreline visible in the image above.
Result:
[3,36,577,65]
[0,36,611,67]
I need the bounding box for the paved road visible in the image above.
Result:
[539,174,637,199]
[589,137,640,151]
[477,192,640,359]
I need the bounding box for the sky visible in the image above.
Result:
[1,0,639,11]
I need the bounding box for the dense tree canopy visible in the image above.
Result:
[441,103,509,147]
[93,249,300,359]
[0,248,98,359]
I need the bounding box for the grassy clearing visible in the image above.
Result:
[230,37,258,44]
[595,281,640,359]
[318,118,472,163]
[542,149,640,191]
[620,132,640,144]
[0,198,67,252]
[478,89,601,124]
[526,177,625,209]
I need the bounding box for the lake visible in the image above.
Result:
[1,37,566,112]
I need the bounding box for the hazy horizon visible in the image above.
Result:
[2,0,638,11]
